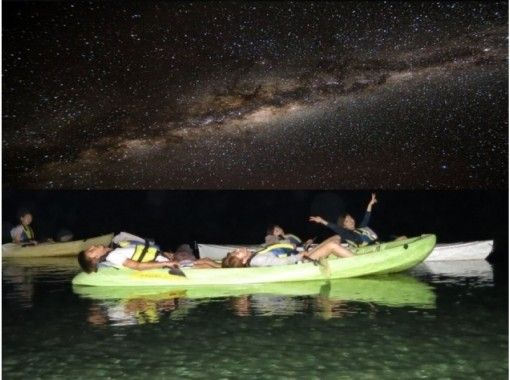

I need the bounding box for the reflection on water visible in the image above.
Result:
[1,259,495,326]
[3,258,507,379]
[411,260,494,286]
[3,257,80,309]
[71,274,436,326]
[87,297,185,327]
[69,274,435,326]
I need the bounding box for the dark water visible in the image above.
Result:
[3,257,508,379]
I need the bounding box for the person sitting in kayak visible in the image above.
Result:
[10,209,37,245]
[265,224,314,249]
[309,193,379,248]
[78,241,220,274]
[221,236,353,268]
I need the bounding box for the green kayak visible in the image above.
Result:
[73,274,435,309]
[72,234,436,287]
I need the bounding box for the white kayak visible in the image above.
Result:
[424,240,493,261]
[2,233,114,258]
[198,239,493,262]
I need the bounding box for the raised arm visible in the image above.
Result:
[309,216,365,246]
[309,216,342,235]
[366,193,377,212]
[309,216,328,226]
[359,193,377,227]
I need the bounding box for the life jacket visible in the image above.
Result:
[21,225,35,241]
[255,242,297,258]
[116,239,159,249]
[345,227,378,248]
[124,241,161,263]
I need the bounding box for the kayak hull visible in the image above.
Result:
[73,274,436,309]
[2,233,114,258]
[72,234,436,287]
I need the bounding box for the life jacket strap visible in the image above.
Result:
[256,242,296,255]
[136,240,151,263]
[131,240,161,263]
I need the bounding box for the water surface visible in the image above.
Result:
[3,257,508,379]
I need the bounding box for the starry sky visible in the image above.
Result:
[2,1,508,189]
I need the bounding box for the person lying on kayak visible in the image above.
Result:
[78,243,220,274]
[309,193,379,248]
[111,232,220,269]
[221,236,353,268]
[10,209,37,245]
[265,224,314,249]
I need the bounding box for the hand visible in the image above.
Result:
[367,193,377,211]
[309,216,327,225]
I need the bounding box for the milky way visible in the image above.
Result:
[2,1,507,189]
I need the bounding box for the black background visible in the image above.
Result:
[3,190,507,267]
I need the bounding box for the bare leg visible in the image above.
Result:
[304,235,339,251]
[321,235,341,244]
[307,241,353,260]
[306,235,341,251]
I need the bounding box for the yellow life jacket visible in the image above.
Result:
[256,242,296,258]
[130,243,161,263]
[22,225,35,240]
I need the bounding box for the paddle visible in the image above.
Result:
[168,265,186,277]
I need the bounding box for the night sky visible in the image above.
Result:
[2,1,508,189]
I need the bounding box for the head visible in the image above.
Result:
[266,224,284,237]
[221,248,251,268]
[78,245,109,273]
[17,210,33,226]
[337,213,356,230]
